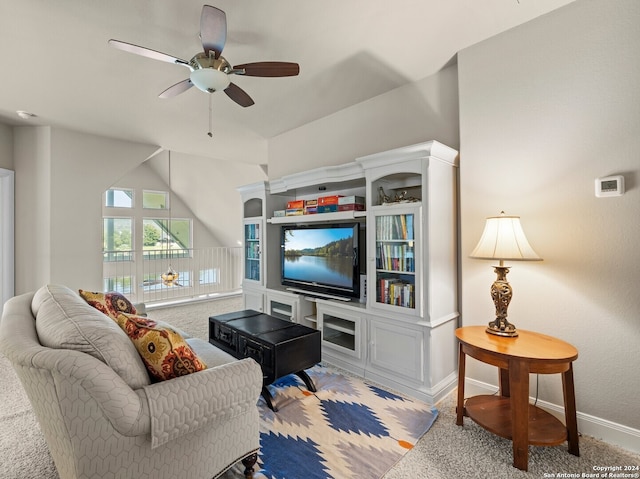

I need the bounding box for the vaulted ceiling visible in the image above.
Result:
[0,0,574,166]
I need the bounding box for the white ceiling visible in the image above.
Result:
[0,0,575,166]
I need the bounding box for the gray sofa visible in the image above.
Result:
[0,285,263,479]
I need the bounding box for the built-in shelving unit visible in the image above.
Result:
[237,141,460,404]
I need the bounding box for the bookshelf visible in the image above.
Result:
[237,141,459,404]
[243,221,261,283]
[374,210,417,309]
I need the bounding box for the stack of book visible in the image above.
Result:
[378,279,415,308]
[285,200,304,216]
[338,196,365,212]
[304,199,317,214]
[317,195,342,213]
[279,195,367,216]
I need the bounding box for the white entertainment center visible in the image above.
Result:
[237,141,459,404]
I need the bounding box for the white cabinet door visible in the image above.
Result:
[368,316,424,383]
[367,204,423,318]
[266,290,298,322]
[243,219,263,286]
[243,288,264,312]
[317,302,364,361]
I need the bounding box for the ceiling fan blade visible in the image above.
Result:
[233,62,300,77]
[200,5,226,59]
[159,79,194,99]
[108,39,189,67]
[224,83,255,107]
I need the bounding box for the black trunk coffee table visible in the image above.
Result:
[209,309,321,411]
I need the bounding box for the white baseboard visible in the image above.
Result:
[463,378,640,455]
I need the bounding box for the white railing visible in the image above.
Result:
[103,247,243,305]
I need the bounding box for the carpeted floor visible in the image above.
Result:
[1,296,638,478]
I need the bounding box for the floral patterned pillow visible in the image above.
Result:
[79,289,137,319]
[114,314,207,381]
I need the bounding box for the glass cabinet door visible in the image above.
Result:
[374,209,418,311]
[244,221,261,283]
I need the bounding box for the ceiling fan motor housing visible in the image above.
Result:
[189,53,231,93]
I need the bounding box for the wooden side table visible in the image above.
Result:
[455,326,579,471]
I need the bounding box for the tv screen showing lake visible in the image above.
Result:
[282,227,355,288]
[283,255,353,287]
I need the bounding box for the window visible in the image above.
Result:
[200,268,220,285]
[103,218,133,261]
[102,184,197,300]
[105,188,133,208]
[104,276,133,294]
[143,190,169,209]
[142,218,191,258]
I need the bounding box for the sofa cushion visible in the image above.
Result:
[79,289,137,318]
[120,312,192,339]
[33,285,150,389]
[187,337,237,368]
[115,314,207,381]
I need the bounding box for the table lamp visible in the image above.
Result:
[470,211,542,337]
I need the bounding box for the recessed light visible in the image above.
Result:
[16,110,36,120]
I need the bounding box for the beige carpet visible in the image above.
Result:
[2,296,638,478]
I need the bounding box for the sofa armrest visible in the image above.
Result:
[28,348,152,436]
[143,357,263,448]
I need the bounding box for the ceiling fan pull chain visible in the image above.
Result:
[208,92,213,138]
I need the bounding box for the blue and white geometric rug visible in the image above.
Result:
[257,365,438,479]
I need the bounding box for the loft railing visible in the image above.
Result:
[103,247,242,305]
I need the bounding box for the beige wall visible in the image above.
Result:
[269,64,460,179]
[14,126,52,292]
[458,0,640,436]
[0,124,12,170]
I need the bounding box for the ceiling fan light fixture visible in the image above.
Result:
[16,110,36,120]
[190,68,230,93]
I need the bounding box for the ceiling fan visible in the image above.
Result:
[108,5,299,107]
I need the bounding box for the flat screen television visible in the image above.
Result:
[281,223,360,300]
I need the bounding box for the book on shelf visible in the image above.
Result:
[376,214,415,241]
[376,243,415,272]
[317,204,339,213]
[245,242,260,259]
[287,200,304,209]
[337,203,365,211]
[285,208,304,216]
[377,278,415,308]
[338,195,365,205]
[245,224,260,240]
[318,195,343,205]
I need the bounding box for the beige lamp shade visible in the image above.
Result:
[470,211,542,261]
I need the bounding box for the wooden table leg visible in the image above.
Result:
[562,363,580,457]
[499,368,510,397]
[509,359,530,471]
[456,343,466,426]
